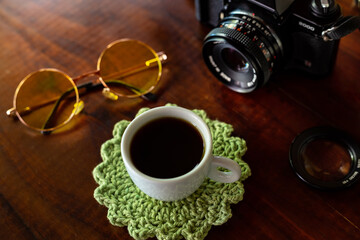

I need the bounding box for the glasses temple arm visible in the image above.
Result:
[6,77,153,118]
[41,79,156,134]
[102,79,157,101]
[40,87,76,134]
[100,51,167,83]
[99,52,167,101]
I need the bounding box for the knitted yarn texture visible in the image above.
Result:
[93,105,251,240]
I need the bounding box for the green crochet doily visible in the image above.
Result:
[93,105,251,240]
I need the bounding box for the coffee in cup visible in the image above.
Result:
[130,116,204,178]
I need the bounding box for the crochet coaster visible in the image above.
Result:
[93,104,251,240]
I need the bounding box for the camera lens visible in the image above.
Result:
[202,14,283,93]
[290,127,360,190]
[221,48,249,72]
[300,139,352,182]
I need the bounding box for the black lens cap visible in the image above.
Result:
[290,127,360,190]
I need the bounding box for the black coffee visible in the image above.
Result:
[130,117,204,178]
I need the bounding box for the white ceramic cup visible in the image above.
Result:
[121,106,241,201]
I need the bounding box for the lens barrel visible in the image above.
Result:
[203,14,282,93]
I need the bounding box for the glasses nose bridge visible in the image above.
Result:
[72,70,100,83]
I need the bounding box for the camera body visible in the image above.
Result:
[196,0,343,93]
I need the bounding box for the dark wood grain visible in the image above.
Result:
[1,0,359,239]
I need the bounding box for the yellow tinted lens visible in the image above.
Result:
[14,69,79,131]
[98,39,161,97]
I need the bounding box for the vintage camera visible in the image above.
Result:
[196,0,360,93]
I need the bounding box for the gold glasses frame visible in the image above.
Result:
[6,39,167,134]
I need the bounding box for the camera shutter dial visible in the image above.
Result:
[310,0,340,17]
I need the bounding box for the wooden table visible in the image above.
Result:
[1,0,359,239]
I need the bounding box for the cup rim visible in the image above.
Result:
[121,106,212,183]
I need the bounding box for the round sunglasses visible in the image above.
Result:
[6,39,167,134]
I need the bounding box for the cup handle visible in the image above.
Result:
[208,156,242,183]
